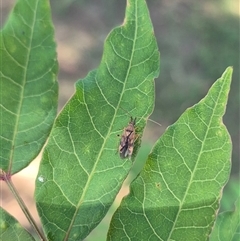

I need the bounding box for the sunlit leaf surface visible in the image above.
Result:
[0,0,58,174]
[35,0,160,240]
[108,67,232,241]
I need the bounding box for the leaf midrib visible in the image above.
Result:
[167,78,226,240]
[7,1,39,173]
[63,1,140,240]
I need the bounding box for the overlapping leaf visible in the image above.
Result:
[210,198,240,241]
[35,0,160,240]
[0,0,58,174]
[108,67,233,240]
[0,208,34,241]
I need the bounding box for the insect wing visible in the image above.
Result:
[119,143,129,158]
[119,133,128,158]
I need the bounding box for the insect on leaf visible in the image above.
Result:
[108,67,233,241]
[118,117,137,159]
[35,0,160,240]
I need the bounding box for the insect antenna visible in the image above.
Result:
[146,118,161,126]
[119,106,161,126]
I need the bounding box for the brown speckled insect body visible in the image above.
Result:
[119,117,137,159]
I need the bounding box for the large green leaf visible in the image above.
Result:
[210,198,240,241]
[0,0,58,174]
[108,67,233,240]
[0,208,35,241]
[35,0,159,240]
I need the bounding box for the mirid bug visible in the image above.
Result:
[119,117,137,159]
[118,107,161,159]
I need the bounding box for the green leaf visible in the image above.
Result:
[0,208,35,241]
[35,0,159,240]
[220,177,240,212]
[210,198,240,241]
[0,0,58,174]
[108,67,233,241]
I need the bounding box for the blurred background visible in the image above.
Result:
[1,0,239,240]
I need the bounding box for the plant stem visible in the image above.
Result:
[5,175,47,241]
